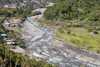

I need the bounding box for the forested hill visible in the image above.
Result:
[44,0,100,21]
[41,0,100,53]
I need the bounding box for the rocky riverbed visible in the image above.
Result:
[21,7,100,67]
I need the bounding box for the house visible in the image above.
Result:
[10,23,19,27]
[1,34,7,37]
[6,42,15,45]
[1,34,8,38]
[10,4,16,8]
[4,5,9,8]
[3,38,16,45]
[11,17,22,23]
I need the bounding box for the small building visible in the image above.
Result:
[4,22,10,27]
[1,34,7,37]
[4,38,16,45]
[4,5,9,8]
[6,42,15,45]
[10,4,16,8]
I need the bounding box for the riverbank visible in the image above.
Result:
[47,39,100,65]
[10,46,42,61]
[34,17,100,66]
[21,19,45,42]
[20,16,100,67]
[35,17,100,53]
[19,6,100,67]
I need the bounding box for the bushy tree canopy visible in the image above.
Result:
[44,0,100,21]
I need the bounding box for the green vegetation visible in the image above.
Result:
[35,17,100,53]
[32,11,41,16]
[0,23,57,67]
[44,0,100,32]
[0,25,24,47]
[0,46,58,67]
[0,0,26,5]
[0,14,24,47]
[0,17,6,43]
[44,0,100,20]
[0,1,58,67]
[55,28,100,53]
[0,17,6,22]
[0,2,46,19]
[0,11,57,67]
[41,0,100,53]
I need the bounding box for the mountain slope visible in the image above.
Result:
[35,0,100,53]
[44,0,100,20]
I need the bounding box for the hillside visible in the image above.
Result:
[0,13,57,67]
[0,46,58,67]
[44,0,100,36]
[35,0,100,53]
[44,0,100,21]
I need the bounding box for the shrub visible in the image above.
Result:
[94,31,99,34]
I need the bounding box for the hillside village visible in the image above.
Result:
[0,0,59,66]
[0,0,48,45]
[0,0,43,55]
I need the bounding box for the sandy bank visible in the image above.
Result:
[21,20,45,42]
[10,46,41,61]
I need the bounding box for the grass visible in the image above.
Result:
[0,17,6,22]
[78,8,83,12]
[4,26,20,33]
[54,28,100,52]
[0,17,6,19]
[35,18,100,53]
[4,24,21,38]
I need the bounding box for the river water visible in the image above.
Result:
[23,8,100,67]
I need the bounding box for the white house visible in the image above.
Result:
[4,5,9,8]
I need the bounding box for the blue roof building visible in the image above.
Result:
[5,23,10,27]
[1,34,7,36]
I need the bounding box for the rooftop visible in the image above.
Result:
[11,18,21,22]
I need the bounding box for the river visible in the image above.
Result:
[22,7,100,67]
